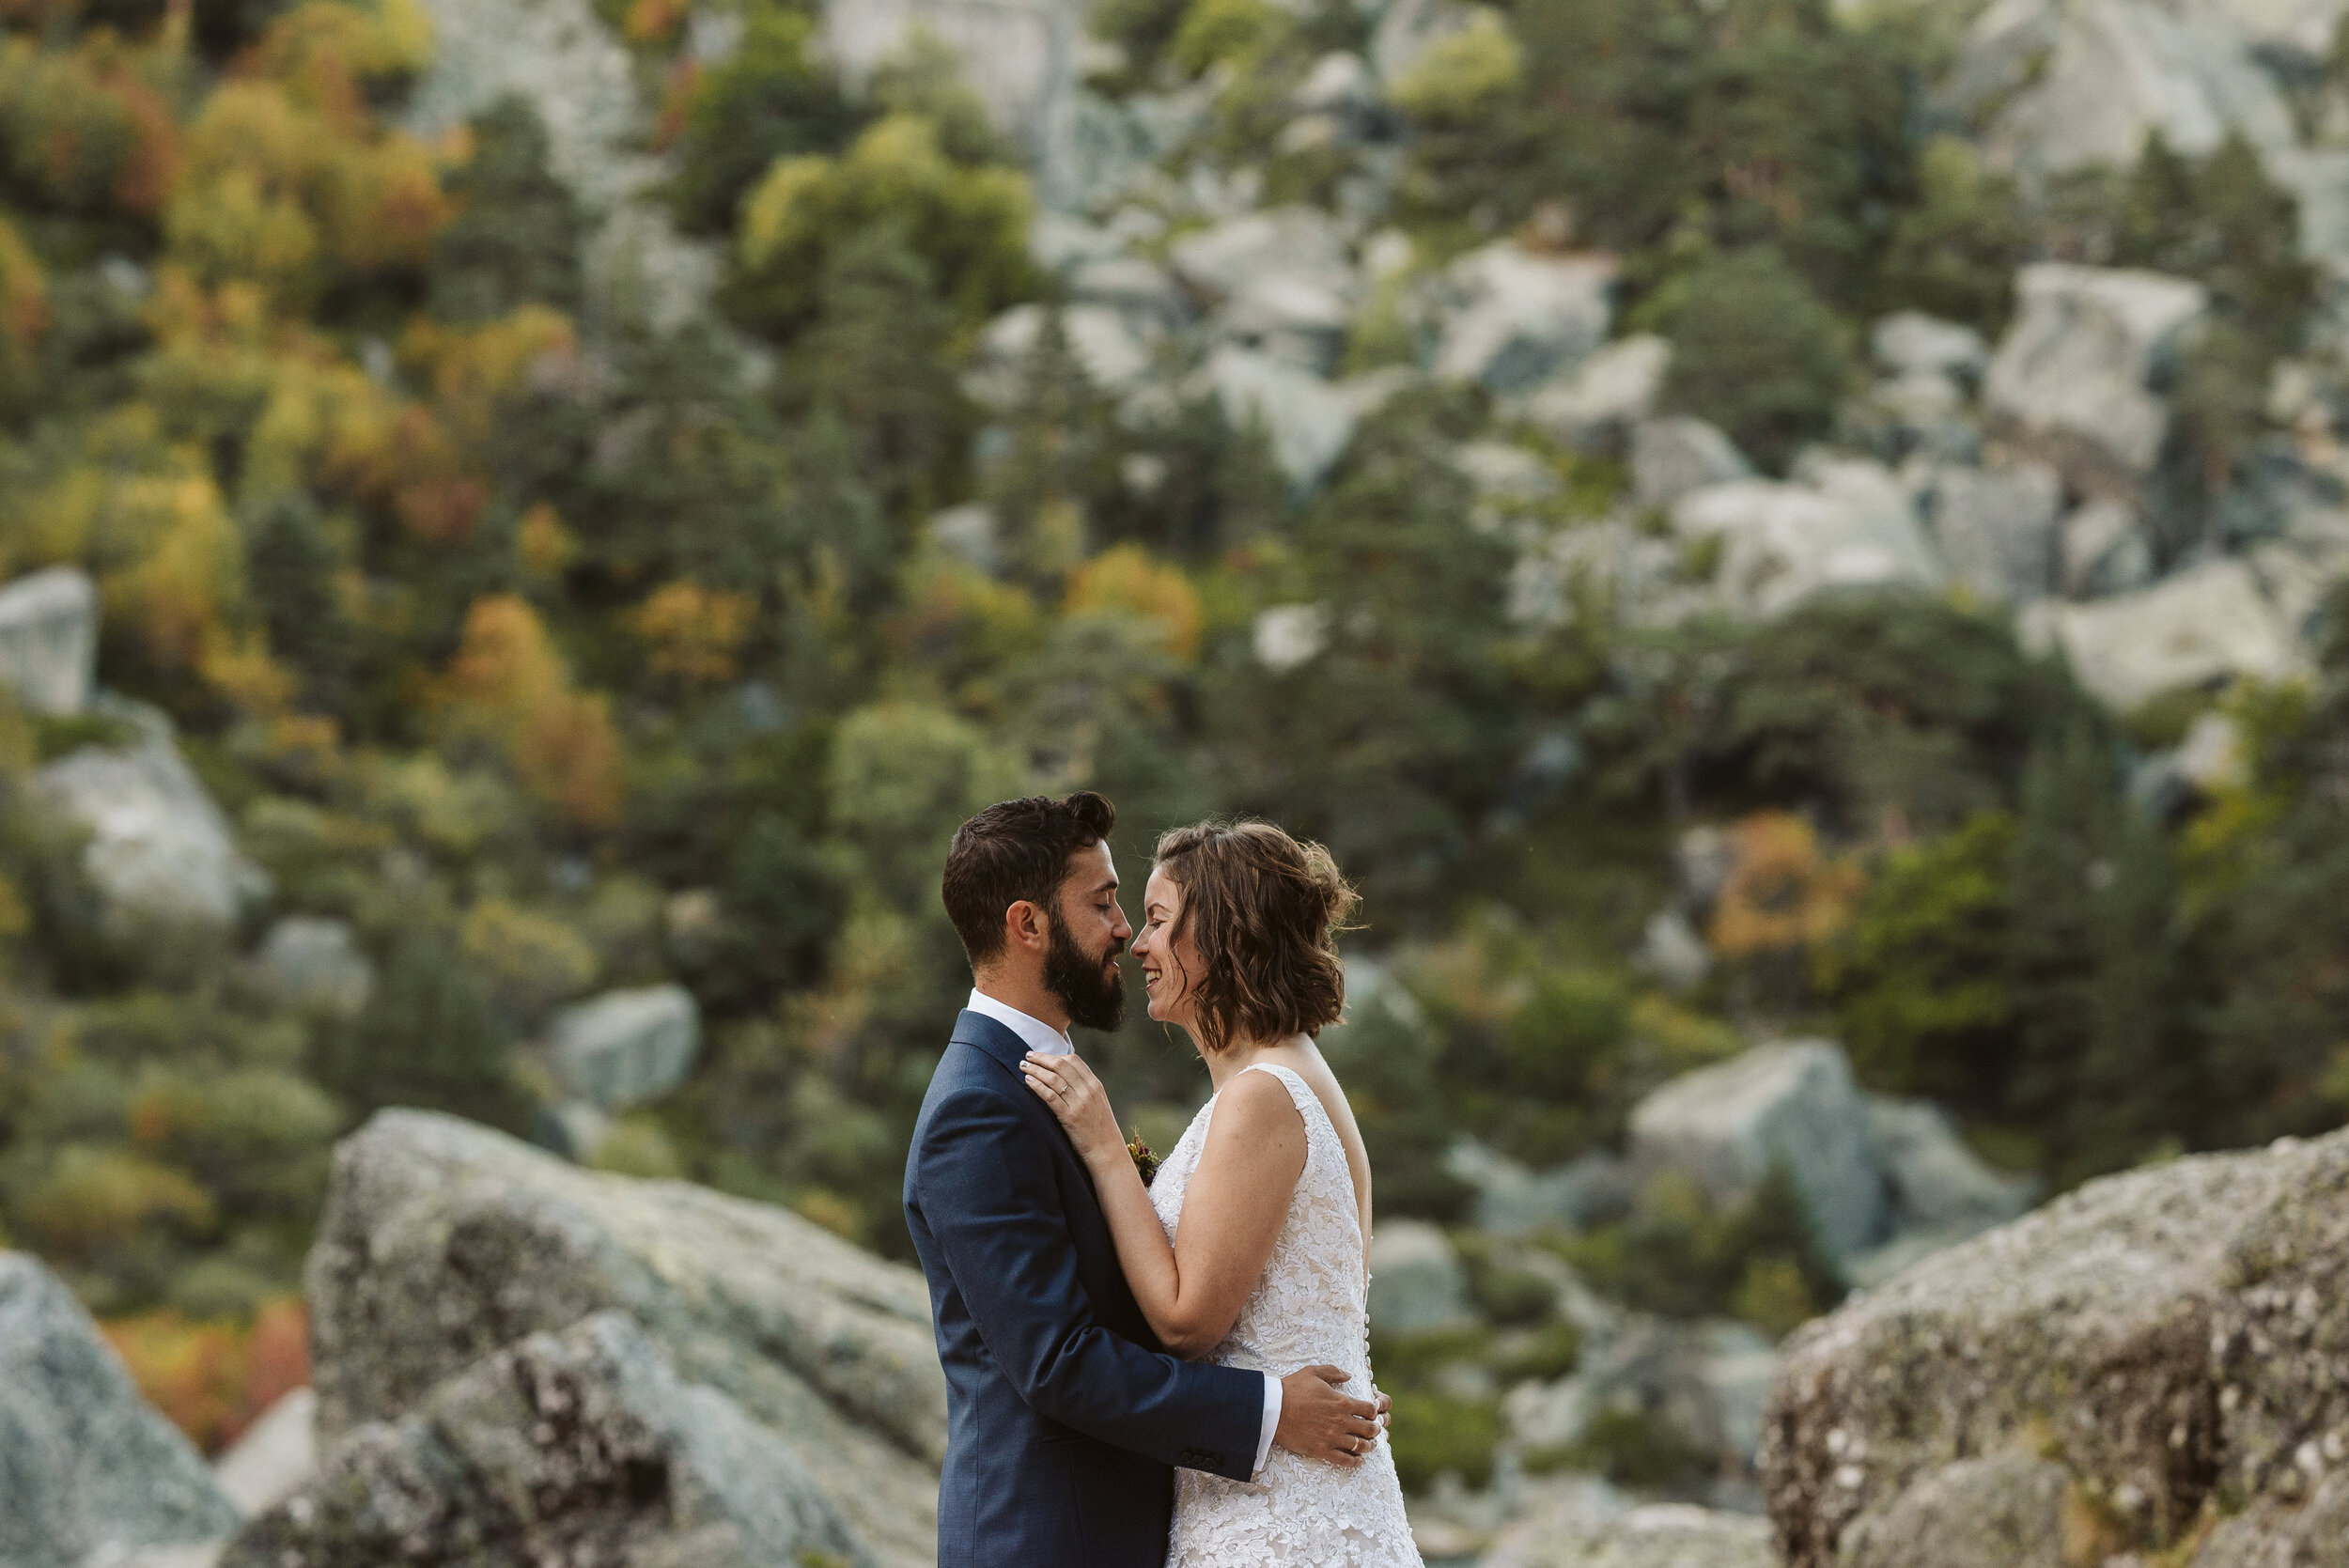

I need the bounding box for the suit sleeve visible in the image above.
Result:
[913,1083,1265,1482]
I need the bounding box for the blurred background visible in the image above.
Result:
[3,0,2348,1561]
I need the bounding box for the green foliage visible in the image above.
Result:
[431,96,586,323]
[1644,246,1859,472]
[827,702,1025,909]
[1817,812,2017,1099]
[1563,1163,1841,1327]
[2105,132,2313,356]
[668,1,859,236]
[587,1113,685,1179]
[782,226,976,524]
[868,29,1013,168]
[2036,132,2318,516]
[1455,1232,1561,1327]
[1318,996,1473,1221]
[1586,595,2078,833]
[2003,721,2188,1180]
[1730,1255,1820,1339]
[1389,8,1522,125]
[1169,0,1284,77]
[0,37,162,217]
[730,111,1036,341]
[317,908,527,1132]
[1419,0,1921,308]
[2188,661,2349,1148]
[1504,970,1629,1102]
[241,489,354,713]
[1204,386,1523,911]
[0,990,337,1315]
[1493,1318,1582,1382]
[2170,319,2269,508]
[1385,1389,1502,1492]
[1090,0,1192,85]
[1878,138,2026,334]
[1540,1405,1714,1489]
[32,712,141,760]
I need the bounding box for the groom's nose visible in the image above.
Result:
[1110,902,1132,945]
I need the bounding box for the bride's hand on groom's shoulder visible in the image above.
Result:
[1021,1051,1125,1164]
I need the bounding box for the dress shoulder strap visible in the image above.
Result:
[1234,1063,1330,1135]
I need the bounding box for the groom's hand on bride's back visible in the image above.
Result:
[1275,1366,1383,1468]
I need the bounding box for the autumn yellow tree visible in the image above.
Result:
[632,581,757,689]
[435,594,623,831]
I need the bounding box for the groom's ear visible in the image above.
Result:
[1001,895,1051,956]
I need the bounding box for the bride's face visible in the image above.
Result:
[1131,865,1203,1030]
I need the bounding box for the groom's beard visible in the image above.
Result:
[1044,912,1127,1033]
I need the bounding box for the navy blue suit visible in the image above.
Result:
[905,1009,1264,1568]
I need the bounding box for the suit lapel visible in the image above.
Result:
[949,1008,1033,1078]
[951,1010,1095,1176]
[948,1012,1159,1346]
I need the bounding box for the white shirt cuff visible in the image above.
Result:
[1253,1372,1281,1477]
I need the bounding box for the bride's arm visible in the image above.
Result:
[1023,1053,1304,1358]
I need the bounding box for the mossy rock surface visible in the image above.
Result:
[1761,1126,2349,1568]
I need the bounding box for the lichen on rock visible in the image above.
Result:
[303,1110,945,1568]
[1760,1126,2349,1568]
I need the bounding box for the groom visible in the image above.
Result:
[905,791,1386,1568]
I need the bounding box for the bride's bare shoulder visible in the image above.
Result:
[1210,1065,1306,1130]
[1193,1069,1308,1191]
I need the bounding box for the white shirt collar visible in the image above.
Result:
[966,987,1075,1057]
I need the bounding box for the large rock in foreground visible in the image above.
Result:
[1761,1126,2349,1568]
[0,1251,241,1568]
[305,1110,944,1568]
[223,1312,868,1568]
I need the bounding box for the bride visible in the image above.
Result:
[1020,819,1423,1568]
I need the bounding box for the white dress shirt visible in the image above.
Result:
[965,987,1283,1477]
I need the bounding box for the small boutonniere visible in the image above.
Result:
[1127,1127,1160,1187]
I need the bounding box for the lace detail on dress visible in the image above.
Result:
[1151,1063,1423,1568]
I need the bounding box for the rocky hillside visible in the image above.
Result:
[6,0,2349,1562]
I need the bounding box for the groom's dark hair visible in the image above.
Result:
[942,791,1117,966]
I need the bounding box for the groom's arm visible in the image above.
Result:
[914,1086,1265,1482]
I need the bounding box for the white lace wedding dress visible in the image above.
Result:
[1150,1063,1423,1568]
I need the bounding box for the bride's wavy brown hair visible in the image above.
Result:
[1152,819,1361,1053]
